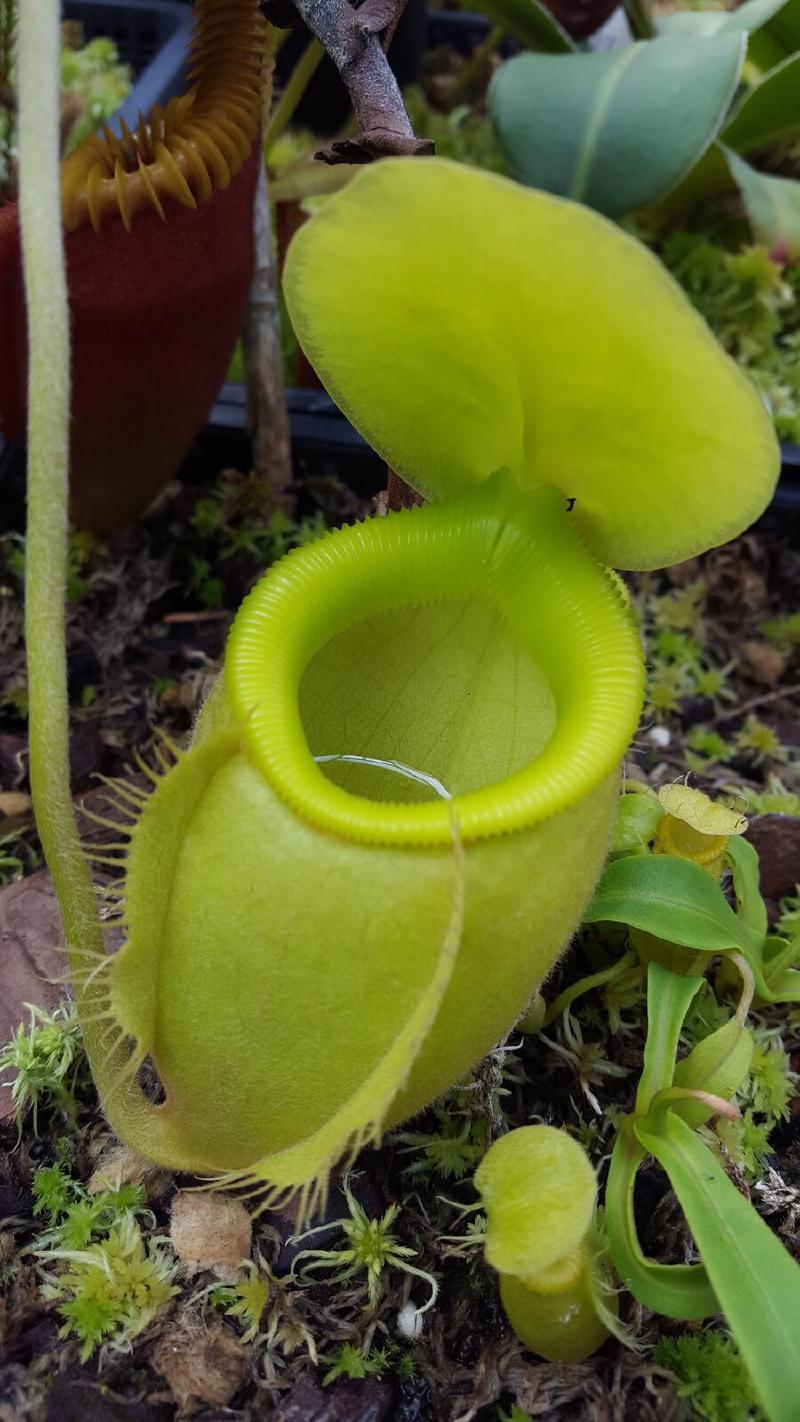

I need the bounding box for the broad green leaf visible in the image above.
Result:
[489,36,744,218]
[726,148,800,259]
[636,1111,800,1421]
[726,834,768,938]
[284,157,778,572]
[606,965,715,1321]
[584,855,764,957]
[744,0,800,70]
[723,53,800,153]
[656,11,728,36]
[658,0,800,71]
[763,969,800,1001]
[763,933,800,980]
[658,0,797,44]
[469,0,574,52]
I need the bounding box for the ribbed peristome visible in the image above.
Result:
[226,474,646,846]
[61,0,265,232]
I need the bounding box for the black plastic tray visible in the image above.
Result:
[64,0,192,123]
[1,397,798,518]
[206,387,800,515]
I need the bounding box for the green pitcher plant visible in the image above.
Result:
[20,16,779,1222]
[475,1125,617,1363]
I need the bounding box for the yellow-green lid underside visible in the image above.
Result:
[284,157,778,572]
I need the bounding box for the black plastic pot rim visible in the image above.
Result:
[210,382,800,514]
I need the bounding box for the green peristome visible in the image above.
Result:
[284,158,778,572]
[94,477,644,1196]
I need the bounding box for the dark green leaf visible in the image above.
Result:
[489,35,745,217]
[468,0,574,52]
[745,0,800,70]
[723,53,800,153]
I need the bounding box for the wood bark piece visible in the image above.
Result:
[275,1373,394,1422]
[0,780,144,1121]
[0,869,69,1122]
[243,163,293,506]
[169,1190,253,1281]
[150,1316,248,1410]
[745,814,800,908]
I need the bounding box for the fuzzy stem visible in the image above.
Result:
[19,0,283,1176]
[265,36,325,155]
[18,0,181,1167]
[19,0,105,969]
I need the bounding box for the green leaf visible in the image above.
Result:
[637,962,702,1113]
[489,35,745,217]
[658,0,797,43]
[584,855,764,958]
[605,1123,717,1320]
[284,157,779,573]
[725,148,800,260]
[658,0,800,72]
[725,834,767,939]
[672,1018,754,1129]
[656,10,729,36]
[636,1111,800,1422]
[468,0,574,52]
[744,0,800,71]
[606,965,716,1321]
[723,53,800,154]
[610,792,663,857]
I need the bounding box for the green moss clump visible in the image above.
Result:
[654,1331,762,1421]
[659,233,800,443]
[403,87,509,175]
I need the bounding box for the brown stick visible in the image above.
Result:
[290,0,434,162]
[386,469,424,511]
[242,160,294,510]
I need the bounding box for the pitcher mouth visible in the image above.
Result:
[225,475,645,847]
